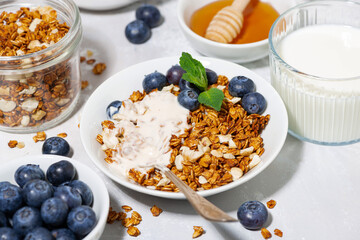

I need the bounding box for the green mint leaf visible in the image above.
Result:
[179,52,207,92]
[198,88,224,111]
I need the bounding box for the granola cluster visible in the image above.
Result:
[0,7,69,56]
[0,7,80,129]
[99,75,269,192]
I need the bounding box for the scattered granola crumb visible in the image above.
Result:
[16,142,25,149]
[274,229,283,237]
[150,205,163,217]
[81,80,89,90]
[261,228,272,239]
[92,63,106,75]
[127,226,140,237]
[57,133,68,138]
[192,226,205,239]
[267,200,276,209]
[86,59,96,64]
[87,50,93,57]
[107,207,127,224]
[33,131,46,143]
[122,205,133,212]
[80,56,86,63]
[8,140,18,148]
[78,123,80,128]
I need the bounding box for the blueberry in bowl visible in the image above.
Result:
[0,183,23,215]
[14,164,45,188]
[229,76,256,98]
[142,71,168,93]
[46,160,76,186]
[41,197,69,228]
[166,65,186,85]
[241,92,267,115]
[177,89,200,111]
[22,179,54,208]
[106,100,122,119]
[205,68,218,85]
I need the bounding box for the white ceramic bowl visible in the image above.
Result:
[74,0,137,11]
[177,0,295,63]
[80,56,288,199]
[0,155,109,240]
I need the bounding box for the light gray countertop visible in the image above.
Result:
[1,0,360,239]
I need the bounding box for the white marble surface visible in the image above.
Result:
[1,0,360,239]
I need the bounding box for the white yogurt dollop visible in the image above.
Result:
[103,90,189,177]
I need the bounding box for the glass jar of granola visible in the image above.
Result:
[0,0,82,133]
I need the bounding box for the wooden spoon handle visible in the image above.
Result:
[232,0,251,13]
[158,165,238,222]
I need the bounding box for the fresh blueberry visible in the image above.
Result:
[67,206,96,238]
[51,228,77,240]
[0,227,21,240]
[0,183,23,215]
[0,212,7,227]
[237,201,268,230]
[24,227,54,240]
[125,20,151,44]
[46,160,76,186]
[142,71,167,93]
[241,92,267,115]
[179,78,200,93]
[178,89,200,111]
[54,186,82,209]
[136,4,162,28]
[228,76,256,98]
[205,68,218,85]
[14,164,45,188]
[106,100,122,119]
[166,65,186,85]
[23,179,53,208]
[42,137,70,157]
[0,181,11,189]
[41,198,68,228]
[67,180,93,206]
[12,206,42,236]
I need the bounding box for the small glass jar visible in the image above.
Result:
[0,0,82,133]
[269,0,360,145]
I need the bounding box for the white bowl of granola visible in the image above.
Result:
[80,56,288,199]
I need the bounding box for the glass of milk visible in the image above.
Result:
[269,0,360,145]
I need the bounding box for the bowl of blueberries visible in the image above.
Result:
[0,155,109,240]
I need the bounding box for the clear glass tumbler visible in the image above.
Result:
[269,0,360,145]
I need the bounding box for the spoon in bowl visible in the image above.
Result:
[151,164,238,222]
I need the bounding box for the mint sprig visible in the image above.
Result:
[198,88,224,111]
[179,52,224,111]
[179,52,207,92]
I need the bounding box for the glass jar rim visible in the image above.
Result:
[269,0,360,82]
[0,0,81,64]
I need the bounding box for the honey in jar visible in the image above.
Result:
[190,0,279,44]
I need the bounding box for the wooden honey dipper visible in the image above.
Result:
[205,0,251,43]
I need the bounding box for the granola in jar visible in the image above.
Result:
[0,0,82,133]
